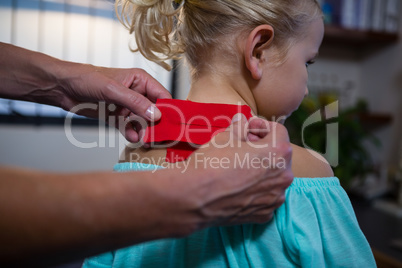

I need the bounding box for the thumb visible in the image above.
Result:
[247,116,271,141]
[228,113,248,142]
[200,113,248,149]
[109,85,162,121]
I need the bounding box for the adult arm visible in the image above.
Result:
[0,118,292,267]
[0,42,171,142]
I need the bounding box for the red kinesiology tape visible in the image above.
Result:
[143,99,253,163]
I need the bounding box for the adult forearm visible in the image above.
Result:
[0,166,197,267]
[0,42,66,106]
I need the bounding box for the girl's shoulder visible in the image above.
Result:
[120,143,335,179]
[119,145,168,165]
[290,144,334,178]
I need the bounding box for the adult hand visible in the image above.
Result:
[56,63,171,142]
[0,42,172,142]
[169,115,293,231]
[210,115,293,225]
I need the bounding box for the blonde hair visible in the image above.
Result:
[116,0,322,72]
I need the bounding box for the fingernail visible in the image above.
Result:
[231,113,244,123]
[146,105,161,121]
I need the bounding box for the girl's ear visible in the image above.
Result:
[244,25,274,80]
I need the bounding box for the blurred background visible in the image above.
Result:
[0,0,401,267]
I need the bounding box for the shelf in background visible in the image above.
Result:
[320,25,399,59]
[359,113,393,132]
[324,25,399,46]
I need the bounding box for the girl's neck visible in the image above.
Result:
[186,73,258,115]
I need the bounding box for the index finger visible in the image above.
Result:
[253,121,290,148]
[105,69,172,121]
[130,69,172,102]
[247,117,270,140]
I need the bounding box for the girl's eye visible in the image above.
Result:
[305,60,315,68]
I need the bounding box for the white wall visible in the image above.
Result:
[307,58,361,109]
[0,125,125,172]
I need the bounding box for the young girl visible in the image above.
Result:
[83,0,376,267]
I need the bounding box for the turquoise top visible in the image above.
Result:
[83,163,376,268]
